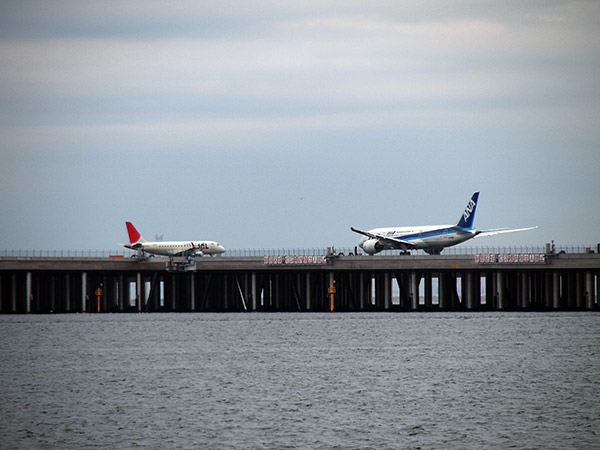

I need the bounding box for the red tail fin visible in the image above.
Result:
[125,222,142,244]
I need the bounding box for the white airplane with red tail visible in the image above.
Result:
[122,222,225,257]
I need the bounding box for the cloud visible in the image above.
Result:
[3,2,598,109]
[2,2,597,83]
[1,1,599,248]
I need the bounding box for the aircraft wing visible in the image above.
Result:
[176,244,197,256]
[350,227,380,239]
[475,226,538,238]
[350,227,416,248]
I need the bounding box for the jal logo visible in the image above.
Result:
[463,199,476,221]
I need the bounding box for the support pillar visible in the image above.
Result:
[465,271,474,310]
[65,274,71,312]
[368,273,374,307]
[252,272,257,311]
[439,273,447,310]
[585,271,594,310]
[543,272,551,309]
[223,274,228,311]
[439,272,456,310]
[496,271,504,310]
[82,272,87,313]
[50,276,56,312]
[171,274,177,311]
[190,273,196,311]
[11,274,17,312]
[306,273,311,311]
[118,275,124,311]
[597,272,600,310]
[485,273,494,308]
[424,273,432,309]
[576,272,584,309]
[26,272,32,313]
[273,274,279,310]
[567,272,576,308]
[244,274,250,310]
[136,272,142,312]
[553,272,560,309]
[159,278,165,310]
[410,271,419,311]
[384,272,391,310]
[358,273,365,310]
[521,272,529,309]
[329,272,335,311]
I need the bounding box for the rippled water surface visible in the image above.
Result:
[1,312,599,449]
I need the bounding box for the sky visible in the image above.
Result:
[1,0,599,252]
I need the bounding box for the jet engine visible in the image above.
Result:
[361,239,383,255]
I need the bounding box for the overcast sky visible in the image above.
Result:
[1,1,599,252]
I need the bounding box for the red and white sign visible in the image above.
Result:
[264,255,328,265]
[474,254,547,264]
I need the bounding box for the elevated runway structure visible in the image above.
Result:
[1,249,599,313]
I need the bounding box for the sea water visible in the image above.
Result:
[1,312,598,449]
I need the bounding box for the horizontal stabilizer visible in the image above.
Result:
[451,226,475,234]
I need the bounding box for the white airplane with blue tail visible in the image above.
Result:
[351,192,537,255]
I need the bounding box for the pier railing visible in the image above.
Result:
[1,245,597,259]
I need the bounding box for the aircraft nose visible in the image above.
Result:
[217,244,226,254]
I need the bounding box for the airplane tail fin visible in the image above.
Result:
[126,222,146,245]
[456,192,479,229]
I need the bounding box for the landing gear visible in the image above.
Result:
[131,250,151,261]
[166,256,197,272]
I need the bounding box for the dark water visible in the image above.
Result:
[1,312,598,449]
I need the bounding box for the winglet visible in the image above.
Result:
[125,222,145,244]
[456,192,479,229]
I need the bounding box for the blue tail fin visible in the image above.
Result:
[456,192,479,229]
